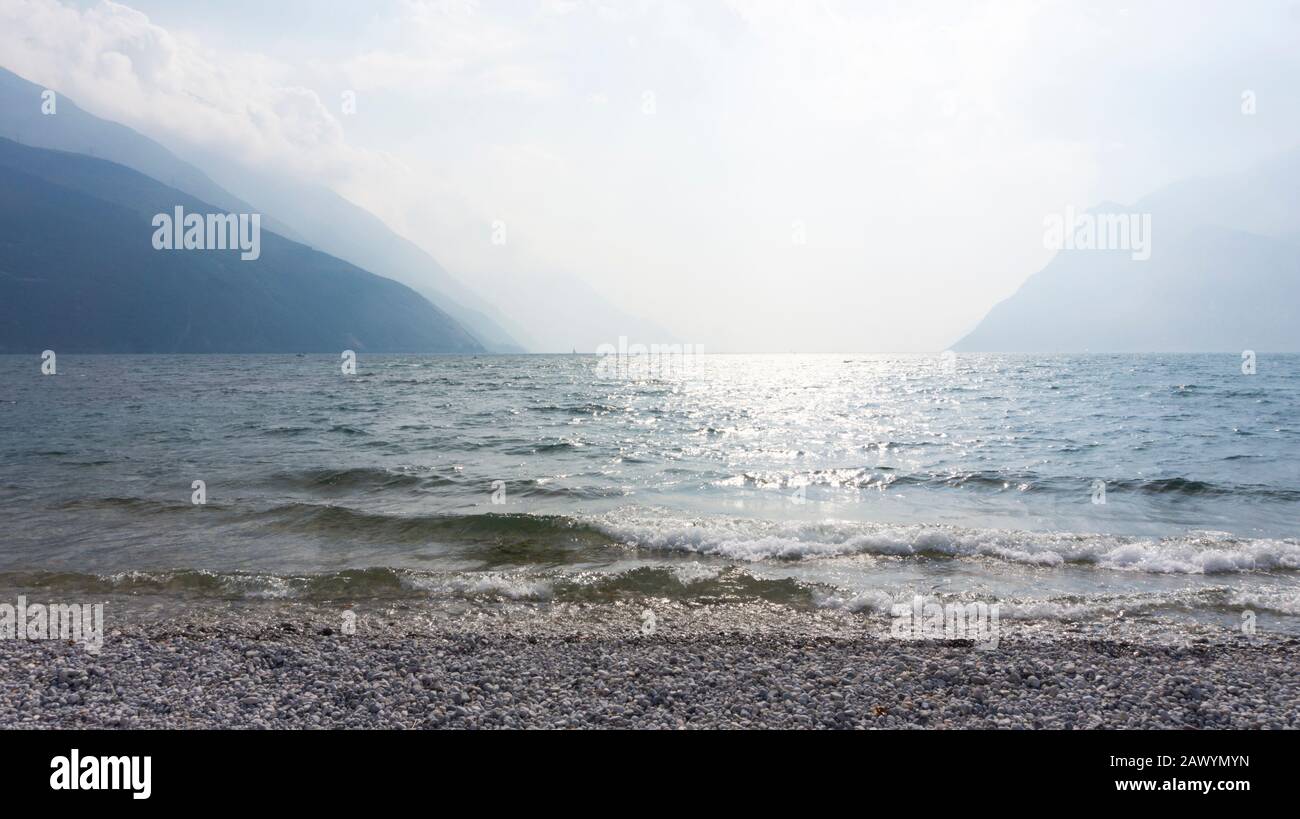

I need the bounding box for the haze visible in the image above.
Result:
[3,0,1299,351]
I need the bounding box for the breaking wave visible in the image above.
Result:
[591,510,1300,574]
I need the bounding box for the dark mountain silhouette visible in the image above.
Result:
[0,138,483,353]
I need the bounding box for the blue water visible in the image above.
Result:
[1,353,1297,630]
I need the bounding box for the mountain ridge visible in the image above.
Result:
[952,149,1300,353]
[0,138,484,354]
[0,65,525,353]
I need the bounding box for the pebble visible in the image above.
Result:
[1,601,1294,729]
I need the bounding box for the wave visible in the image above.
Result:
[717,468,1300,501]
[55,497,612,553]
[0,564,813,607]
[0,567,546,602]
[50,493,1300,574]
[59,496,196,515]
[263,425,313,437]
[264,467,449,492]
[1107,476,1300,500]
[501,440,587,455]
[590,509,1300,574]
[4,565,1295,632]
[250,504,611,549]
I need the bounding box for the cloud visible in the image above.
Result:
[0,0,380,184]
[340,0,559,98]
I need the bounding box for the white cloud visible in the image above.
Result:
[0,0,382,184]
[341,0,554,97]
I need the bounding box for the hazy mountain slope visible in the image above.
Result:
[211,162,680,352]
[0,67,301,244]
[0,66,525,351]
[1135,148,1300,240]
[207,167,531,352]
[953,226,1299,352]
[0,139,483,353]
[954,150,1300,352]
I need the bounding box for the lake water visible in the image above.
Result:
[1,353,1297,632]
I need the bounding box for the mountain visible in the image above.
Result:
[0,66,524,352]
[0,138,483,353]
[1134,148,1300,241]
[0,67,302,244]
[207,166,681,351]
[953,150,1300,352]
[205,165,531,352]
[202,160,681,353]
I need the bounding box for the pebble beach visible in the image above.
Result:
[2,600,1295,730]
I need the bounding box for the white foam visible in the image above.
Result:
[670,562,723,585]
[590,509,1300,575]
[1229,588,1300,615]
[463,576,553,600]
[403,572,552,600]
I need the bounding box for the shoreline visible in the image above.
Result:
[1,600,1295,729]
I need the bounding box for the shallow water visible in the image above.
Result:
[1,353,1297,631]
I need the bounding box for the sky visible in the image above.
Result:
[2,0,1299,351]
